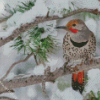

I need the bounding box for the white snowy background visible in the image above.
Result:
[0,0,100,100]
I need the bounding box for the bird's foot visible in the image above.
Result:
[84,58,93,65]
[90,58,93,64]
[66,66,73,72]
[73,66,79,72]
[67,66,79,72]
[79,62,83,66]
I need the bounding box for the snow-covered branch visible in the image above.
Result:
[0,8,100,47]
[0,57,100,94]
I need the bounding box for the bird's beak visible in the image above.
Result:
[55,26,68,29]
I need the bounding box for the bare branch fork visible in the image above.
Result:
[0,57,100,94]
[0,53,34,81]
[0,8,100,47]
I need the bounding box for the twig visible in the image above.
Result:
[46,11,49,18]
[42,67,50,98]
[1,53,33,81]
[42,80,49,98]
[33,54,38,65]
[0,15,12,23]
[63,8,100,18]
[0,8,100,47]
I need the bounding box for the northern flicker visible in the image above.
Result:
[56,19,96,94]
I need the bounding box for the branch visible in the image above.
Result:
[1,53,33,81]
[0,96,17,100]
[0,8,100,47]
[63,8,100,18]
[0,57,100,93]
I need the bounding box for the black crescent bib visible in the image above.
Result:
[70,38,88,48]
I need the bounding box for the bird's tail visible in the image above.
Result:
[72,70,84,94]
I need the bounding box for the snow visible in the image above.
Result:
[55,88,83,100]
[46,56,64,72]
[33,64,45,75]
[21,32,30,45]
[0,1,5,13]
[46,0,70,10]
[0,26,17,38]
[1,0,100,99]
[45,0,74,17]
[51,81,83,100]
[7,0,48,27]
[88,69,100,80]
[1,0,48,38]
[27,86,37,98]
[29,42,37,50]
[5,72,15,80]
[84,69,100,95]
[74,0,100,10]
[0,93,17,99]
[2,0,31,9]
[2,41,15,55]
[0,42,17,79]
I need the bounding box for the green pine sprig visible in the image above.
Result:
[87,91,100,100]
[11,25,60,65]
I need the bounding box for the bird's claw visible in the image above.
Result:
[67,66,79,72]
[84,58,93,65]
[73,66,79,72]
[90,59,93,64]
[66,66,73,72]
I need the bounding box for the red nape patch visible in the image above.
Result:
[77,71,84,84]
[69,28,78,33]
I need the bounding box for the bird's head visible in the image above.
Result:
[56,19,87,33]
[56,19,91,43]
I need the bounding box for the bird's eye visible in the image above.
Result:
[72,24,76,26]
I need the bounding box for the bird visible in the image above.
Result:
[55,19,96,94]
